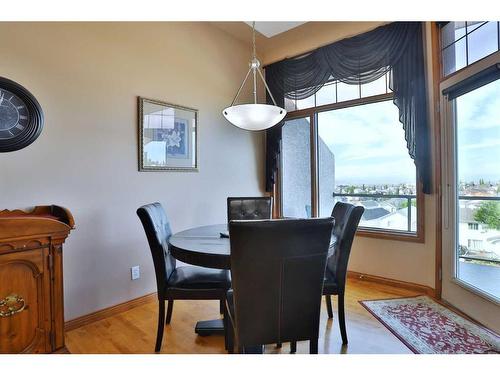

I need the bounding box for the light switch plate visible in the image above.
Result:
[131,266,140,280]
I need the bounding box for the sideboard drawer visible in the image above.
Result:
[0,248,50,353]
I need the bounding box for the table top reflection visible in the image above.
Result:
[169,223,336,270]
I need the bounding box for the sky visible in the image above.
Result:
[318,22,500,186]
[447,21,500,183]
[318,81,500,186]
[318,100,417,185]
[457,79,500,183]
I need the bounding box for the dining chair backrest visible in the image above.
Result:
[327,202,364,292]
[137,202,176,298]
[227,197,272,222]
[229,218,334,348]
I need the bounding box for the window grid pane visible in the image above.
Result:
[295,95,315,110]
[360,75,387,97]
[441,21,500,77]
[443,37,467,76]
[467,22,499,65]
[284,71,391,112]
[442,21,466,49]
[315,82,337,106]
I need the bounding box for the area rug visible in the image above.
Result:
[360,295,500,354]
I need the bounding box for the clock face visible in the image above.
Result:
[0,89,30,140]
[0,77,44,152]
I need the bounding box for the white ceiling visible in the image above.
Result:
[244,22,306,38]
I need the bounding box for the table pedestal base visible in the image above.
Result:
[194,320,264,354]
[194,319,225,336]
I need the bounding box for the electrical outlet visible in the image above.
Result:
[131,266,140,280]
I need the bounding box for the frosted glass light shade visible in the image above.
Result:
[223,104,287,131]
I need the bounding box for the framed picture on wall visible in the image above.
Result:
[138,97,198,171]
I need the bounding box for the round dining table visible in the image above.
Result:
[168,223,337,337]
[169,224,230,336]
[169,224,231,270]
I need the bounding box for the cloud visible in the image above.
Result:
[456,80,500,130]
[317,100,415,184]
[461,139,500,150]
[455,79,500,181]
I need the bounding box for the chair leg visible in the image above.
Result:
[224,301,234,353]
[220,299,224,315]
[338,293,348,345]
[309,338,318,354]
[155,300,166,352]
[165,299,174,325]
[223,302,228,350]
[290,341,297,354]
[325,295,333,319]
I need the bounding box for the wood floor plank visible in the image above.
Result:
[65,278,416,354]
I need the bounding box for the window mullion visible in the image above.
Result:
[310,113,319,218]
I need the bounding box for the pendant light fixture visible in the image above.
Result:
[223,22,286,131]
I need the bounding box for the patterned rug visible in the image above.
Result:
[360,295,500,354]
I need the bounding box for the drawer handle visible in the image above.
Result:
[0,294,26,317]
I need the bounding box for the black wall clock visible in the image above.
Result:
[0,77,44,152]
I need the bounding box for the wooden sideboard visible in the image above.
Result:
[0,205,74,353]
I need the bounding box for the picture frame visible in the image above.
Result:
[138,97,198,172]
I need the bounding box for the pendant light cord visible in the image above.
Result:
[252,21,257,103]
[228,21,280,108]
[252,21,256,60]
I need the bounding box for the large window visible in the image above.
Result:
[318,101,417,232]
[440,19,500,306]
[280,75,421,239]
[454,78,500,300]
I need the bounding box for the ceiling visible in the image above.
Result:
[243,22,306,38]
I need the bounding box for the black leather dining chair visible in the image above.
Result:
[323,202,364,345]
[225,218,334,354]
[227,197,272,221]
[137,202,231,352]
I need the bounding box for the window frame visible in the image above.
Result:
[440,49,500,305]
[276,91,425,243]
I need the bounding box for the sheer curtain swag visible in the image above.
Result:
[264,22,430,194]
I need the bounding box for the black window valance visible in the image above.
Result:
[264,22,431,194]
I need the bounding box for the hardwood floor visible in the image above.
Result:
[65,278,418,354]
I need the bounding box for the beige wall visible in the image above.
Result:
[0,22,265,320]
[0,21,440,322]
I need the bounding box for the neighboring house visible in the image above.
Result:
[458,201,500,259]
[361,200,379,209]
[359,204,416,232]
[376,206,417,232]
[361,207,390,221]
[381,198,402,213]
